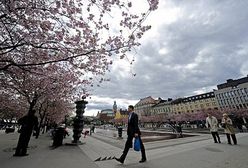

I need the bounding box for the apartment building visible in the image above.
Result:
[134,96,158,117]
[214,76,248,110]
[152,98,173,115]
[171,92,218,114]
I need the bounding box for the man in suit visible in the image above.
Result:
[115,105,146,164]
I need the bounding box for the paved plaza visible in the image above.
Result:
[0,128,248,168]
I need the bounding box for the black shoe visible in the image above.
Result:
[115,157,124,164]
[218,141,221,143]
[139,159,146,163]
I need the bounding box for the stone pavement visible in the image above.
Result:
[81,128,248,168]
[0,128,248,168]
[0,130,98,168]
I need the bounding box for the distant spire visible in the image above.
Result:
[113,101,117,114]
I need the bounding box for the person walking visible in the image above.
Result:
[206,113,221,143]
[221,113,237,145]
[115,105,146,164]
[14,110,38,156]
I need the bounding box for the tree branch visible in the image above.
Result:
[0,44,129,71]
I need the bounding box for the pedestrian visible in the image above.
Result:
[176,122,183,137]
[235,117,244,133]
[83,130,89,138]
[221,113,237,145]
[91,124,95,133]
[115,105,146,164]
[52,124,68,147]
[14,110,38,156]
[206,113,221,143]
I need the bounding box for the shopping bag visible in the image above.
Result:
[133,137,141,151]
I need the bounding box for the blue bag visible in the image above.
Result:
[134,137,141,151]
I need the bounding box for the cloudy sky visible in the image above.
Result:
[84,0,248,116]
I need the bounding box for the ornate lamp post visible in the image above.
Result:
[72,96,88,144]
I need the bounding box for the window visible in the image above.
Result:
[244,88,247,94]
[237,89,242,95]
[241,88,245,94]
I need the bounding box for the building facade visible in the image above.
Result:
[214,76,248,110]
[171,92,218,115]
[134,96,159,117]
[98,109,115,123]
[152,98,173,115]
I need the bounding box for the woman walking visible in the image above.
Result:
[221,113,237,145]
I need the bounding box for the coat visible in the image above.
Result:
[206,116,219,132]
[221,117,235,134]
[127,112,141,137]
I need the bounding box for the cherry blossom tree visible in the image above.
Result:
[0,63,76,116]
[0,0,159,82]
[36,97,73,135]
[0,92,27,120]
[1,1,160,122]
[236,109,248,118]
[43,99,73,124]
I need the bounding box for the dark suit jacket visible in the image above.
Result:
[127,112,141,137]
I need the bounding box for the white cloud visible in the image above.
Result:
[86,0,248,116]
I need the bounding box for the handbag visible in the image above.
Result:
[133,137,141,151]
[221,123,226,129]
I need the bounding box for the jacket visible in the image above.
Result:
[206,116,219,132]
[221,117,235,134]
[127,112,141,137]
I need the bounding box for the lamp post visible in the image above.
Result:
[72,96,88,144]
